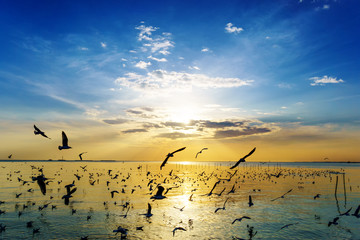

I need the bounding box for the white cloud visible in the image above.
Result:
[135,25,158,41]
[79,47,89,51]
[100,42,107,48]
[135,24,174,55]
[201,48,210,52]
[135,61,151,69]
[148,55,167,62]
[323,4,330,10]
[149,40,173,54]
[225,23,244,34]
[115,69,253,91]
[189,66,200,70]
[309,76,344,86]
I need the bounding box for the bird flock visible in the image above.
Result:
[0,125,359,239]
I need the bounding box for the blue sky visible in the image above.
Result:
[1,0,359,161]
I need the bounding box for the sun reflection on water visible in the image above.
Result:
[0,161,359,239]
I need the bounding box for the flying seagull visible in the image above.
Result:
[79,152,87,160]
[58,131,72,150]
[195,148,208,158]
[232,216,251,224]
[313,194,321,199]
[33,125,51,139]
[279,222,299,230]
[32,175,48,195]
[151,185,167,199]
[113,226,128,236]
[215,198,230,213]
[160,147,186,170]
[140,203,153,217]
[111,190,119,198]
[172,227,186,237]
[230,147,256,169]
[328,217,339,227]
[62,186,77,205]
[271,189,293,202]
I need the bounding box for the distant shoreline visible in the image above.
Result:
[0,159,359,163]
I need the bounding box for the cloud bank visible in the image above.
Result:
[115,70,253,91]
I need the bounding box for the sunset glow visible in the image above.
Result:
[0,1,359,162]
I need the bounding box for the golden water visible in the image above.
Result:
[0,161,359,239]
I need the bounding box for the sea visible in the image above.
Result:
[0,160,359,239]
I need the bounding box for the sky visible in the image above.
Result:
[0,0,359,162]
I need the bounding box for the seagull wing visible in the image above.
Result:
[230,159,243,169]
[242,147,256,160]
[147,203,152,215]
[41,132,50,139]
[37,179,46,195]
[34,125,41,132]
[214,207,222,213]
[160,155,170,170]
[171,147,186,155]
[62,131,69,147]
[340,207,352,216]
[232,219,239,224]
[69,187,77,195]
[353,204,360,216]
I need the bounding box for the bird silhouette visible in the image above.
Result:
[339,207,352,216]
[151,185,166,199]
[63,183,77,205]
[232,216,251,224]
[189,194,194,201]
[271,189,293,202]
[160,147,186,170]
[279,222,299,230]
[58,131,71,150]
[33,125,51,139]
[8,154,12,159]
[230,147,256,169]
[140,203,153,217]
[215,198,229,213]
[172,227,186,237]
[113,226,128,236]
[111,190,119,198]
[328,217,339,227]
[79,152,87,160]
[174,206,185,211]
[195,148,208,158]
[32,175,48,195]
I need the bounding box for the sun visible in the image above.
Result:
[168,106,200,124]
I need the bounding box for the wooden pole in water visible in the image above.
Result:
[334,175,340,213]
[343,173,347,208]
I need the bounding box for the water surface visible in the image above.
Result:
[0,161,359,239]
